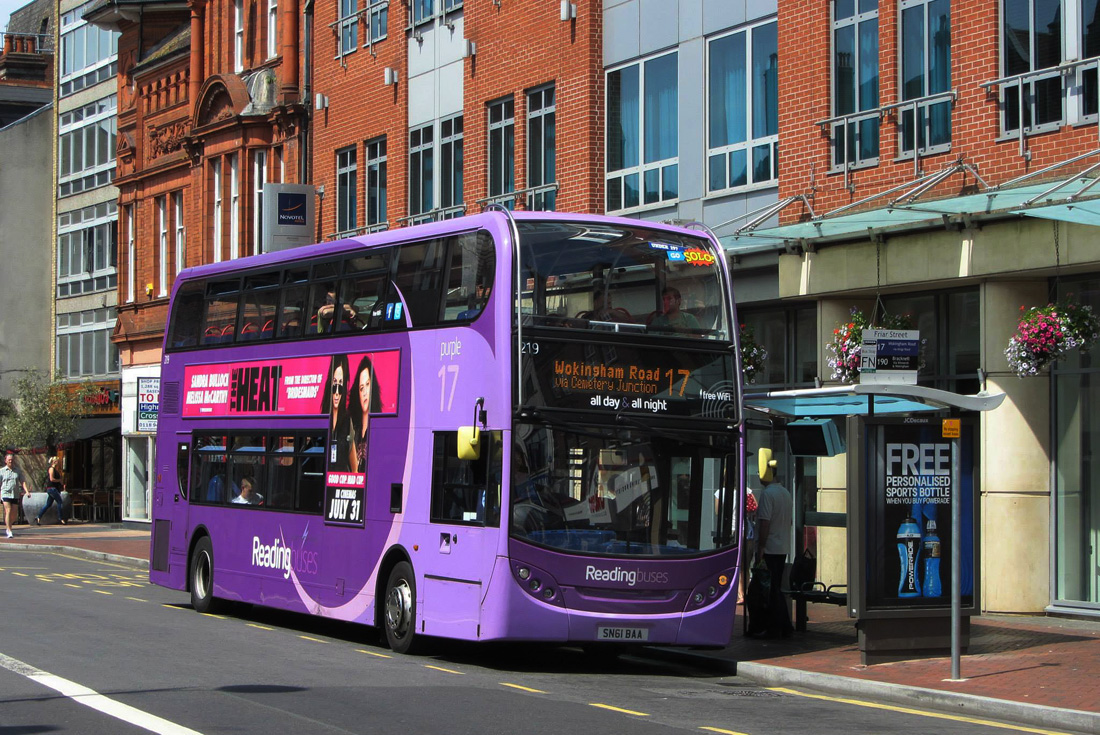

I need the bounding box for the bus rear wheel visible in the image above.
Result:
[190,537,222,614]
[384,561,419,654]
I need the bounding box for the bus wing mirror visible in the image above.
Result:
[457,426,481,460]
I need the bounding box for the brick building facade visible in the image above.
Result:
[756,0,1100,616]
[310,0,603,239]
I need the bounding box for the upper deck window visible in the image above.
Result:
[165,230,496,352]
[517,222,729,342]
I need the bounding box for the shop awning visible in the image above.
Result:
[744,383,1005,419]
[69,417,119,442]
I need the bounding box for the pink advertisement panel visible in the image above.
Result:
[182,351,399,418]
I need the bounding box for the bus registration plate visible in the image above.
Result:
[597,627,648,641]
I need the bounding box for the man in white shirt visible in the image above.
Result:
[754,448,794,638]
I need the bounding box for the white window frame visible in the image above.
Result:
[126,205,135,303]
[339,0,359,56]
[364,0,389,45]
[173,191,185,275]
[365,136,387,230]
[157,196,168,297]
[229,154,240,259]
[830,0,880,171]
[409,124,434,217]
[212,159,223,263]
[336,146,358,235]
[57,202,118,297]
[267,0,279,59]
[441,114,464,210]
[487,98,515,201]
[58,95,118,192]
[59,12,118,82]
[526,84,556,210]
[605,49,680,214]
[413,0,434,26]
[253,150,267,253]
[234,0,245,72]
[56,308,118,379]
[705,19,779,196]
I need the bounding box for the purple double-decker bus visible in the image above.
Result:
[151,210,745,653]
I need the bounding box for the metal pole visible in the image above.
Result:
[950,435,962,680]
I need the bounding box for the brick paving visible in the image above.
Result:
[4,521,1099,715]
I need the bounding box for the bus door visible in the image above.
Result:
[423,430,503,639]
[151,432,197,582]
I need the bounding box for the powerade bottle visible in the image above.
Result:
[897,516,922,597]
[922,519,942,597]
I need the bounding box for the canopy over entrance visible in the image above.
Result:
[744,383,1005,419]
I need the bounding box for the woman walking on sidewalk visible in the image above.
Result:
[1,453,30,538]
[35,457,67,526]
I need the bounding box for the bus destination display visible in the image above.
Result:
[527,340,735,419]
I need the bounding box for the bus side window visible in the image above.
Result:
[278,269,310,338]
[393,239,446,326]
[176,441,190,498]
[240,272,280,343]
[266,435,297,510]
[298,435,326,513]
[429,431,499,526]
[443,231,495,322]
[191,434,229,504]
[168,281,204,349]
[202,280,242,346]
[342,252,391,331]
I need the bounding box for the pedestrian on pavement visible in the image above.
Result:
[35,457,67,525]
[753,447,794,639]
[1,453,31,538]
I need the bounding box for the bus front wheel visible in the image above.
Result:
[384,561,419,654]
[190,537,222,614]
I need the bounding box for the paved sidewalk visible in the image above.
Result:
[3,521,1099,733]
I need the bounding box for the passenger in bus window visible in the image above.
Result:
[349,354,382,474]
[650,287,700,332]
[323,355,353,472]
[316,286,359,333]
[232,476,264,505]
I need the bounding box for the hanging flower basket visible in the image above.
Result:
[739,324,768,383]
[826,307,914,384]
[1004,301,1100,377]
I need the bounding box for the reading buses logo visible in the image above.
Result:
[585,565,669,587]
[251,536,319,579]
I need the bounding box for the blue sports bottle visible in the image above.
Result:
[897,516,922,597]
[922,519,942,597]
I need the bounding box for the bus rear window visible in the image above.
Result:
[168,281,204,348]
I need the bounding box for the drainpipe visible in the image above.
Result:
[300,0,313,185]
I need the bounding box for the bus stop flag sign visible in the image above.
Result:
[860,329,920,385]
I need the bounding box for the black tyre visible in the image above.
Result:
[383,561,419,654]
[190,536,222,614]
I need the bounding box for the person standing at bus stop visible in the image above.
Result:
[349,354,382,475]
[323,354,353,473]
[1,453,30,538]
[754,447,794,639]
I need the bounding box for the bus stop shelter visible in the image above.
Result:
[744,383,1005,664]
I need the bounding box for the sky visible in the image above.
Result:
[0,0,32,34]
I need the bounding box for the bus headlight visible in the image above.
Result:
[529,578,542,591]
[518,567,531,581]
[542,587,556,600]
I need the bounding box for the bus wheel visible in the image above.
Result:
[384,561,419,654]
[190,537,222,614]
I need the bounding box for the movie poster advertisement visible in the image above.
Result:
[182,351,400,527]
[864,417,977,611]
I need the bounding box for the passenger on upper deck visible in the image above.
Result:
[316,286,359,333]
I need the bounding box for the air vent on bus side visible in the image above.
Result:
[162,382,180,415]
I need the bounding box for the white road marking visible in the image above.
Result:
[0,651,204,734]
